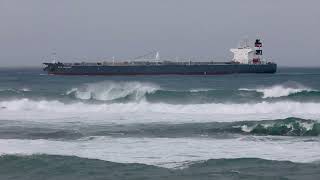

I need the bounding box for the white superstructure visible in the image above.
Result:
[230,47,254,64]
[230,39,263,64]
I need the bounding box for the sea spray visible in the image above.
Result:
[66,81,160,101]
[239,82,316,98]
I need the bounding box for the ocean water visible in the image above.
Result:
[1,67,320,179]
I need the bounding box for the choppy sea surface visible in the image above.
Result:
[1,67,320,179]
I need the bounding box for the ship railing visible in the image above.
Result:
[60,61,236,67]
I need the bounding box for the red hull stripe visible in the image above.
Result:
[49,72,235,76]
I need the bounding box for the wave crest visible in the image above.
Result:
[1,99,320,123]
[240,82,316,98]
[0,88,31,93]
[235,118,320,136]
[66,81,160,101]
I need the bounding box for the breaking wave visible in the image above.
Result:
[234,117,320,136]
[239,83,316,98]
[1,99,320,114]
[66,81,160,101]
[1,99,320,123]
[1,118,319,140]
[3,81,320,104]
[64,81,320,103]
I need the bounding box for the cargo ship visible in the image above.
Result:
[43,39,276,75]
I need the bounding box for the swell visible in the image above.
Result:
[3,88,320,104]
[0,88,76,103]
[1,118,319,140]
[64,81,320,103]
[0,88,32,97]
[2,81,320,103]
[0,154,319,180]
[64,80,259,103]
[149,89,320,103]
[239,82,319,98]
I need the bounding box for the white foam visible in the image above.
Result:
[0,137,319,168]
[0,88,31,93]
[66,81,159,101]
[20,88,31,92]
[240,84,314,98]
[240,125,255,133]
[299,122,315,131]
[0,98,320,123]
[0,88,19,93]
[240,121,316,134]
[189,88,214,92]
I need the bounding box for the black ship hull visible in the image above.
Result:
[43,63,277,75]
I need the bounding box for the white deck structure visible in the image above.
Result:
[230,47,254,64]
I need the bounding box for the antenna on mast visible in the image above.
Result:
[238,35,249,48]
[155,51,160,61]
[51,50,58,63]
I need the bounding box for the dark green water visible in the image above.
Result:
[1,155,319,180]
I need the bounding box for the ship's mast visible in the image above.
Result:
[51,52,58,63]
[155,51,160,61]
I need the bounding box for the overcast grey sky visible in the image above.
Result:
[0,0,319,67]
